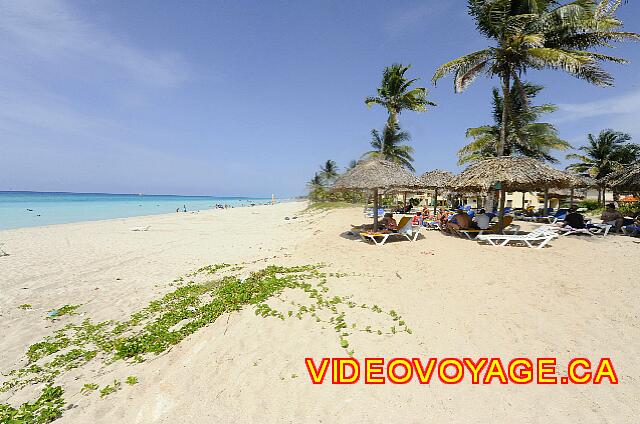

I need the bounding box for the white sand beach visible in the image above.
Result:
[1,202,639,423]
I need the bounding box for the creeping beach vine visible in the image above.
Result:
[1,263,411,423]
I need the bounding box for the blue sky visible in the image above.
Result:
[1,0,640,197]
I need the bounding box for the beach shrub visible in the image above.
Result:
[619,201,640,216]
[99,380,121,398]
[46,304,81,320]
[578,199,601,211]
[0,385,64,424]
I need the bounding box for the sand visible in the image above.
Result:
[1,202,639,423]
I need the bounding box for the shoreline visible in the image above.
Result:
[0,200,301,233]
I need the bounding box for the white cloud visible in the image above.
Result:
[553,89,640,140]
[0,0,189,87]
[555,90,640,122]
[384,2,452,38]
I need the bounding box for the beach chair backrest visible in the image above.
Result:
[397,217,412,233]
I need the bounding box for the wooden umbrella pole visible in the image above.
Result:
[498,187,506,233]
[570,188,575,206]
[543,187,549,216]
[373,188,380,231]
[433,188,438,217]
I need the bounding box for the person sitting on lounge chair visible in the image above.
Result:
[562,205,586,230]
[437,208,449,229]
[472,209,490,230]
[601,203,624,232]
[623,214,640,236]
[446,208,471,234]
[380,213,398,232]
[412,212,423,226]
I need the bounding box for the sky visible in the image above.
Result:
[1,0,640,197]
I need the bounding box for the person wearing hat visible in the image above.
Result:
[601,203,624,232]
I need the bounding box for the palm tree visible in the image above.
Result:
[306,173,326,201]
[346,159,358,170]
[567,129,640,203]
[319,160,339,184]
[363,124,416,172]
[307,173,324,189]
[567,129,640,176]
[365,63,436,152]
[458,83,570,164]
[433,0,640,157]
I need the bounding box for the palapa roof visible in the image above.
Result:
[563,172,597,189]
[332,158,423,191]
[536,188,587,198]
[602,163,640,191]
[419,170,454,189]
[448,156,575,193]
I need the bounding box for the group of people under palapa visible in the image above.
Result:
[368,207,492,235]
[359,202,640,238]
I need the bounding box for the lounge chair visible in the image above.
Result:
[558,222,612,237]
[622,224,640,236]
[365,208,385,219]
[458,216,515,240]
[476,226,558,249]
[543,208,568,224]
[360,217,420,246]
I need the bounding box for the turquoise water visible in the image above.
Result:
[0,192,271,230]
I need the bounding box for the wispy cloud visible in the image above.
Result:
[384,2,453,38]
[0,0,193,149]
[555,90,640,123]
[553,89,640,138]
[0,0,189,87]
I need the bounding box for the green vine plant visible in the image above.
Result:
[1,263,410,423]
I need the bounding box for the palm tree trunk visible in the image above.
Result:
[498,74,510,157]
[382,110,398,158]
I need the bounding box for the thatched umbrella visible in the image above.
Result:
[563,173,597,206]
[333,159,423,230]
[419,170,454,216]
[602,163,640,193]
[448,156,575,231]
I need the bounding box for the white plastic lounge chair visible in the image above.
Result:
[558,223,612,237]
[459,216,516,239]
[360,217,420,246]
[476,226,559,249]
[588,223,613,236]
[557,226,594,237]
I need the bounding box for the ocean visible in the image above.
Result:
[0,191,271,230]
